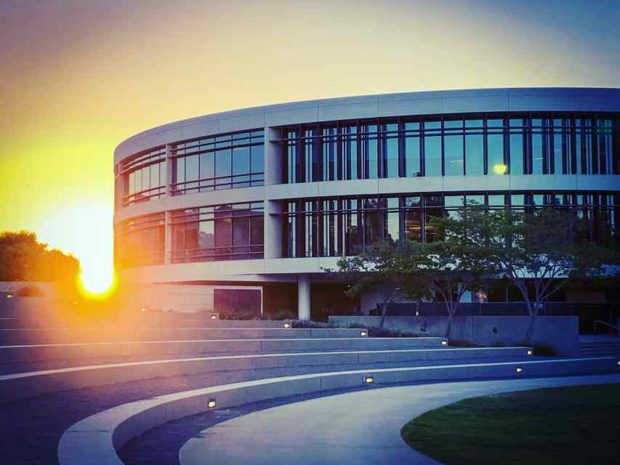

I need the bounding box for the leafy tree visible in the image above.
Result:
[0,231,80,282]
[477,207,617,342]
[334,241,429,328]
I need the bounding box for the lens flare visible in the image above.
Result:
[493,163,508,175]
[78,269,117,299]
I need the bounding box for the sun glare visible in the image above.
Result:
[37,201,116,298]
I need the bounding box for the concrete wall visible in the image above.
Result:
[329,315,580,356]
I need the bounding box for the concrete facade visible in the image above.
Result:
[113,88,620,317]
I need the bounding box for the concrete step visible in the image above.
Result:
[57,356,619,465]
[0,346,531,403]
[0,336,445,364]
[0,327,371,345]
[0,318,291,330]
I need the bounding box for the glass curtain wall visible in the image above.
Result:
[115,213,165,267]
[171,129,264,195]
[282,114,619,183]
[170,202,264,262]
[119,147,167,206]
[282,192,619,258]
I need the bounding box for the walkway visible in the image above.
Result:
[180,373,620,465]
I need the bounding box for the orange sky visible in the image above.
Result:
[1,0,619,289]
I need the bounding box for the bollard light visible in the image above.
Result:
[441,340,448,346]
[360,330,368,337]
[516,367,523,373]
[364,375,374,384]
[207,398,217,408]
[283,322,291,329]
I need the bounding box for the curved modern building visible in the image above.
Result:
[114,87,620,318]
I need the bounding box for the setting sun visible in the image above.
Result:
[36,201,115,297]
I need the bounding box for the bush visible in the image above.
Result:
[265,308,296,320]
[291,320,334,328]
[448,339,477,347]
[365,326,420,338]
[14,285,44,297]
[532,344,556,356]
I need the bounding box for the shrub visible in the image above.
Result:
[14,285,44,297]
[532,344,556,356]
[448,339,477,347]
[265,308,296,320]
[291,320,334,328]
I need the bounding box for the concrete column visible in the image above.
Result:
[265,200,283,259]
[298,275,311,320]
[264,127,283,186]
[264,126,284,259]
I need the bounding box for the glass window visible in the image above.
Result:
[424,136,442,176]
[405,136,421,177]
[186,155,199,182]
[215,149,231,180]
[465,133,484,175]
[251,145,264,174]
[444,135,464,176]
[509,133,524,175]
[200,152,215,180]
[384,135,399,178]
[232,146,250,175]
[532,133,544,175]
[487,134,505,175]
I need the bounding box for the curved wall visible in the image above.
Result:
[113,88,620,314]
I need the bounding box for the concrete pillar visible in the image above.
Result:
[298,275,311,320]
[264,127,283,186]
[265,200,283,259]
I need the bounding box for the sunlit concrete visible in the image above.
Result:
[180,373,620,465]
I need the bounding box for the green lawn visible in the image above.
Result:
[401,383,620,465]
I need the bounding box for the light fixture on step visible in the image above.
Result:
[207,398,217,408]
[441,340,448,346]
[364,375,374,384]
[360,330,368,337]
[283,322,291,329]
[516,367,523,373]
[527,349,533,356]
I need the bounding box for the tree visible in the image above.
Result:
[479,207,617,342]
[334,241,429,328]
[0,231,80,282]
[399,209,494,338]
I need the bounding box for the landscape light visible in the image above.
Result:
[207,398,216,408]
[527,350,533,356]
[283,322,291,328]
[360,330,368,337]
[516,367,523,373]
[441,340,448,346]
[364,375,374,384]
